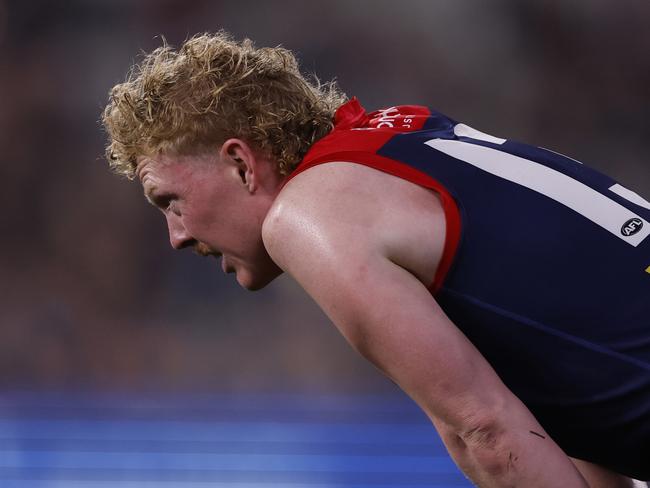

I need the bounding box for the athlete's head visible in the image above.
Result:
[101,31,347,289]
[102,31,346,179]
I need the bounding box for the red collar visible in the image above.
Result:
[332,97,368,129]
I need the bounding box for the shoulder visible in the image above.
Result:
[262,162,523,433]
[263,161,446,287]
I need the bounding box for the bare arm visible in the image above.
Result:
[263,163,589,487]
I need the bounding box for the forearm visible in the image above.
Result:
[360,326,590,486]
[351,317,589,485]
[268,226,589,485]
[348,289,589,486]
[356,318,588,486]
[428,401,589,488]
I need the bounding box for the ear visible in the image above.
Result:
[220,138,258,193]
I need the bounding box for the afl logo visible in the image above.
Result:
[621,218,643,236]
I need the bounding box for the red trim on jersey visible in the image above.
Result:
[286,99,462,294]
[288,153,461,294]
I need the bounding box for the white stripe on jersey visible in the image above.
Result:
[609,183,650,210]
[425,139,650,247]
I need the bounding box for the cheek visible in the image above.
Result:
[182,204,222,233]
[185,199,262,252]
[184,211,238,249]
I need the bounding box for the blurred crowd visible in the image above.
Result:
[1,0,648,392]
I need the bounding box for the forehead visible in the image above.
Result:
[137,153,206,185]
[137,154,178,180]
[136,153,223,199]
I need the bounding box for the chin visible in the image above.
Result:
[236,267,282,291]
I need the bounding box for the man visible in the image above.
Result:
[102,32,649,487]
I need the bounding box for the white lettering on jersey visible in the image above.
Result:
[372,107,414,129]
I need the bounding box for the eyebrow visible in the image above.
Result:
[143,185,158,206]
[146,188,177,210]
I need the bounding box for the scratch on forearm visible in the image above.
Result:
[529,430,546,439]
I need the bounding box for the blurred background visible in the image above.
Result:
[0,0,648,485]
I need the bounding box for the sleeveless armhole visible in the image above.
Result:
[286,151,462,295]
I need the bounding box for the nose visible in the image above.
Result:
[166,213,194,250]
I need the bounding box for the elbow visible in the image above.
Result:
[439,414,588,487]
[459,414,505,452]
[462,420,513,476]
[444,414,518,482]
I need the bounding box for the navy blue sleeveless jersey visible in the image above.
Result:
[290,98,650,479]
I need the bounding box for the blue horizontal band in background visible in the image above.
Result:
[0,391,471,487]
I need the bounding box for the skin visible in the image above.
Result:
[136,139,284,290]
[136,138,637,487]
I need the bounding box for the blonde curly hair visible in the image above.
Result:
[102,31,347,178]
